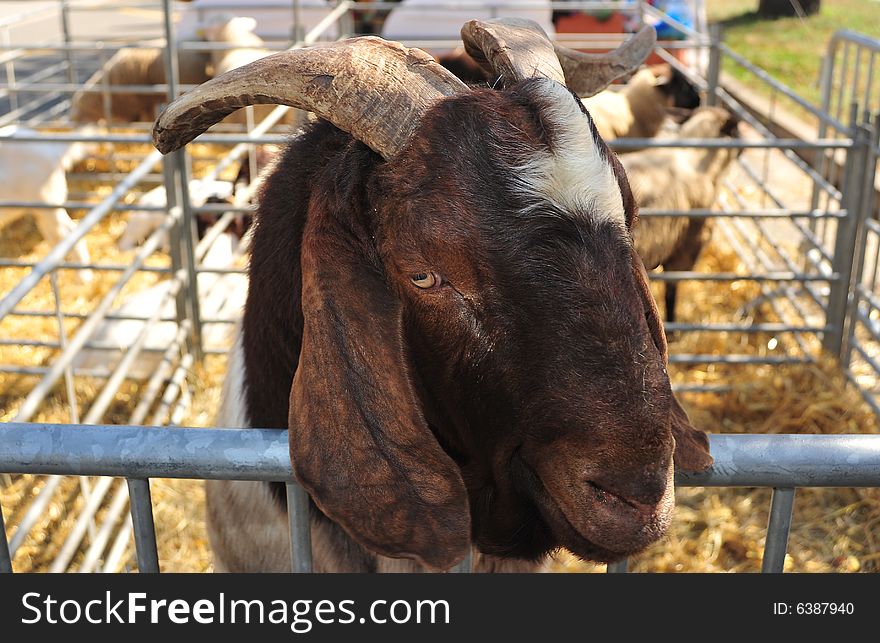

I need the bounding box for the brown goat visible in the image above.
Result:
[153,19,712,572]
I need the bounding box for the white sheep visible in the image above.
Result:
[626,107,740,321]
[73,232,247,380]
[582,64,701,142]
[118,179,235,252]
[198,16,305,128]
[0,126,92,279]
[199,16,268,76]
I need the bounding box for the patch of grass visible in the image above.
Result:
[706,0,880,118]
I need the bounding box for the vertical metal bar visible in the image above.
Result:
[174,154,203,359]
[0,503,12,573]
[843,116,880,368]
[2,27,17,112]
[161,0,179,102]
[339,0,355,38]
[292,0,304,43]
[50,270,99,543]
[162,154,187,327]
[705,23,722,107]
[127,478,160,573]
[59,0,77,85]
[823,105,868,357]
[761,488,795,573]
[809,42,836,261]
[160,0,201,358]
[450,548,472,573]
[607,559,629,573]
[50,272,81,427]
[286,482,313,573]
[836,42,851,123]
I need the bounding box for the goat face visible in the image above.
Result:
[290,80,712,567]
[152,25,712,571]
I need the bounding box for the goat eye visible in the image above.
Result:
[410,271,439,289]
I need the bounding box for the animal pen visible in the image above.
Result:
[1,0,879,574]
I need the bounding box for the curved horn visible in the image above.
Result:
[554,26,657,97]
[461,19,656,97]
[461,18,566,87]
[152,36,468,159]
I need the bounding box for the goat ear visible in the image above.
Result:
[630,249,713,472]
[288,210,471,571]
[669,395,713,472]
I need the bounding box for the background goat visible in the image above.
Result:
[71,46,210,124]
[583,64,700,142]
[0,125,92,280]
[628,107,740,322]
[153,18,712,572]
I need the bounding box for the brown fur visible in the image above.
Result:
[210,79,712,572]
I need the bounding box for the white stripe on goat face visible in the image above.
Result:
[513,79,626,224]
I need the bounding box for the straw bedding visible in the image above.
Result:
[1,137,877,573]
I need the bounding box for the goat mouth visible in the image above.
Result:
[514,455,672,562]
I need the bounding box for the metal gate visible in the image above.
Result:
[1,1,879,573]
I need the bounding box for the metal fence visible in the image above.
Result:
[2,423,880,574]
[1,0,879,573]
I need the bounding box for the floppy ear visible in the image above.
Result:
[630,249,713,472]
[288,206,471,571]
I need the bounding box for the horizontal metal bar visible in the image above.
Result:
[2,425,879,489]
[0,259,170,273]
[663,322,827,334]
[671,384,733,394]
[611,138,852,150]
[649,272,835,283]
[0,132,287,145]
[667,355,809,365]
[638,208,845,219]
[0,339,174,354]
[5,310,181,323]
[0,200,165,211]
